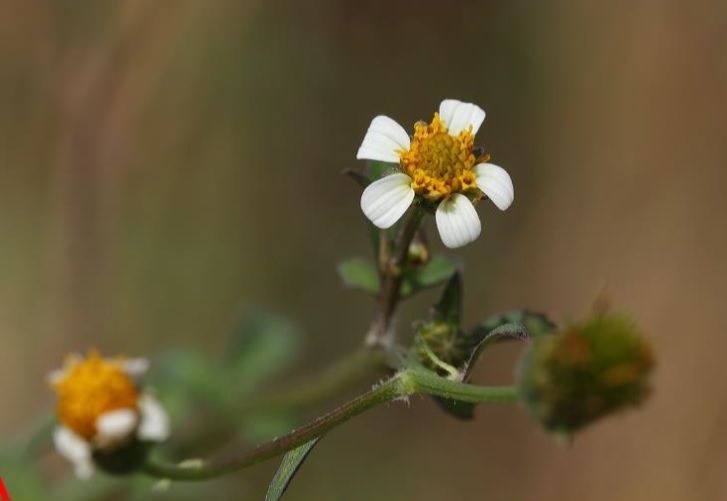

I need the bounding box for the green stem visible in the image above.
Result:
[141,373,407,481]
[142,368,517,482]
[403,367,519,403]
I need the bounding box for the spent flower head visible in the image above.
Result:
[357,99,514,248]
[49,351,169,478]
[517,314,654,435]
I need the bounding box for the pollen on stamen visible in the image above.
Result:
[399,114,479,201]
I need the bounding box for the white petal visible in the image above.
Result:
[439,99,486,136]
[435,194,482,248]
[356,115,411,163]
[123,357,149,378]
[360,173,415,229]
[53,426,94,479]
[474,163,514,210]
[96,408,138,442]
[137,394,170,442]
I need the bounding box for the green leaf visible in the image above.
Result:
[226,311,303,395]
[430,272,462,325]
[463,323,530,374]
[338,258,380,294]
[432,310,556,421]
[473,309,556,340]
[367,160,396,181]
[400,255,459,298]
[460,311,556,383]
[266,438,320,501]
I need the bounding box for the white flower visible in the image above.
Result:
[357,99,514,248]
[49,352,170,479]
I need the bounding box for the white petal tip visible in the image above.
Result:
[435,194,482,249]
[360,173,415,229]
[474,163,514,211]
[356,115,410,163]
[439,99,486,136]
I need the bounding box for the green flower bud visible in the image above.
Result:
[406,231,430,267]
[517,314,654,435]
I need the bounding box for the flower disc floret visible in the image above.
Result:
[52,352,139,440]
[399,114,478,201]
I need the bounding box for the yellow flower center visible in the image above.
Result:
[398,113,485,201]
[52,352,139,440]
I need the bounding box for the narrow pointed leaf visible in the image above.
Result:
[338,258,380,294]
[460,311,556,382]
[432,310,556,421]
[266,438,320,501]
[430,272,462,325]
[473,310,556,340]
[461,323,530,380]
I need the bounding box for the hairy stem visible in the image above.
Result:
[366,207,426,347]
[141,374,407,481]
[403,366,519,403]
[141,367,517,481]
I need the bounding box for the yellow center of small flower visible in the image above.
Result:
[398,113,484,201]
[52,352,139,440]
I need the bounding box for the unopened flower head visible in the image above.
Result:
[357,99,514,248]
[49,351,169,478]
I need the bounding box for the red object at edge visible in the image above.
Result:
[0,476,10,500]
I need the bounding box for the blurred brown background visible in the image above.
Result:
[1,0,726,499]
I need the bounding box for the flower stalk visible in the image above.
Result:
[366,207,426,347]
[141,367,517,481]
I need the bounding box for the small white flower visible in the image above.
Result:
[49,352,170,479]
[357,99,514,248]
